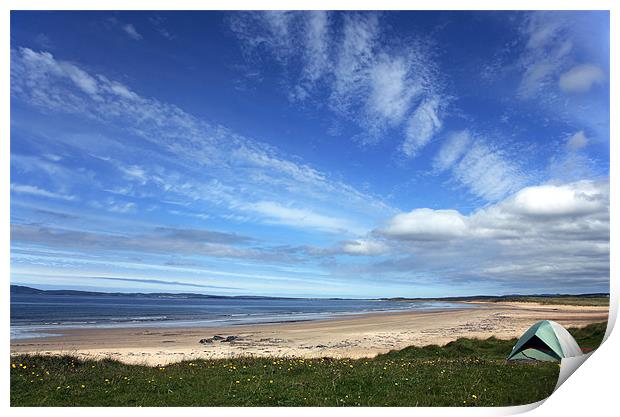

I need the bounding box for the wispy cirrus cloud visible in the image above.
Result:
[432,130,471,172]
[245,201,356,234]
[122,24,142,41]
[10,224,286,262]
[516,12,574,98]
[11,47,393,236]
[566,131,589,151]
[511,11,609,104]
[95,277,240,290]
[229,12,446,156]
[451,141,528,201]
[402,97,443,158]
[432,130,529,201]
[11,184,77,201]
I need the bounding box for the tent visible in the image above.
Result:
[507,320,582,361]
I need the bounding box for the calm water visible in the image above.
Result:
[10,293,473,339]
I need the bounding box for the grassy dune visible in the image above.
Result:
[490,296,609,307]
[10,322,607,407]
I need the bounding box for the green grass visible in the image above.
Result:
[491,296,609,306]
[10,322,607,407]
[566,321,607,350]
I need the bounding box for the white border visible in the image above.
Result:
[2,1,616,416]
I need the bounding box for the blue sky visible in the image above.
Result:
[10,11,610,297]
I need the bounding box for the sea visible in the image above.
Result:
[10,293,473,340]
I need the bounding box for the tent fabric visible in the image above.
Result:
[507,320,582,361]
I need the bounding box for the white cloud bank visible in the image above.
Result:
[372,180,608,289]
[381,180,608,241]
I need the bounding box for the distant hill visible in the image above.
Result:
[382,293,609,302]
[11,284,609,303]
[382,293,609,307]
[9,285,298,300]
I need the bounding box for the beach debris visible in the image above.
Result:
[316,344,328,348]
[221,336,238,343]
[199,335,238,344]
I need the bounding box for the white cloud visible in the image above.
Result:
[228,11,295,63]
[503,180,605,218]
[149,15,175,40]
[107,201,136,213]
[341,239,388,256]
[302,11,330,83]
[11,224,278,262]
[106,81,139,100]
[381,208,468,241]
[11,184,76,201]
[11,47,394,237]
[402,98,443,158]
[381,180,608,242]
[566,130,589,151]
[330,13,379,113]
[230,12,444,156]
[169,209,211,220]
[371,180,609,289]
[432,130,471,172]
[524,13,565,50]
[451,140,526,201]
[246,201,354,233]
[559,64,605,93]
[366,54,423,128]
[60,64,99,96]
[119,164,149,184]
[15,48,99,99]
[517,12,573,98]
[122,24,143,41]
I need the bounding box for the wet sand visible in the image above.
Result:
[10,302,608,366]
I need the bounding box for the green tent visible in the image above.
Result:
[507,320,582,361]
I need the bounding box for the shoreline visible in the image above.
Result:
[11,302,608,366]
[10,301,477,340]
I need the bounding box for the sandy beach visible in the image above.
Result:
[11,302,608,366]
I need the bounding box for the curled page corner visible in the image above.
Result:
[554,351,593,391]
[506,351,598,415]
[552,316,614,392]
[504,398,548,415]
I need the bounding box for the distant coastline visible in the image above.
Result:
[10,284,610,302]
[10,286,476,340]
